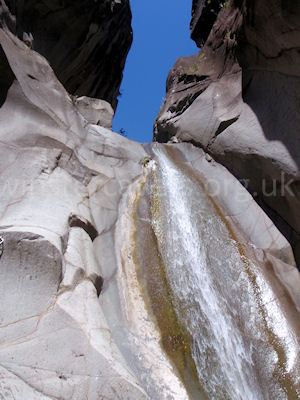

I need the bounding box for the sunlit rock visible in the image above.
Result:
[0,25,149,400]
[74,96,114,129]
[0,1,299,399]
[154,0,300,264]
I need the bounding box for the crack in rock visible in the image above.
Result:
[68,214,98,242]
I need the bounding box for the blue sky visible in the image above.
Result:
[112,1,199,143]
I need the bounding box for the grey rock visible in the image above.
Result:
[74,96,114,129]
[0,26,151,399]
[0,2,299,398]
[152,142,300,311]
[148,143,300,397]
[154,0,300,265]
[0,23,195,400]
[0,0,132,109]
[22,31,33,47]
[168,135,180,144]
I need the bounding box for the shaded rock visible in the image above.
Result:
[0,231,62,326]
[0,2,299,398]
[0,40,14,106]
[0,0,132,109]
[154,0,300,265]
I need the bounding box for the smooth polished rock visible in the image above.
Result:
[154,0,300,265]
[155,143,300,312]
[0,26,149,399]
[74,96,114,129]
[0,3,299,398]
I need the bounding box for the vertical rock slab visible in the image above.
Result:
[149,143,300,399]
[1,0,132,109]
[0,24,150,399]
[154,0,300,265]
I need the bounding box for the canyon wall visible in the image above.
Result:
[0,1,149,398]
[154,0,300,265]
[1,0,132,109]
[0,0,299,398]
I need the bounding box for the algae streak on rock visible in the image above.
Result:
[149,144,300,399]
[111,142,300,400]
[113,161,195,399]
[0,0,300,399]
[155,0,300,265]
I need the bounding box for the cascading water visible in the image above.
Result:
[147,144,300,400]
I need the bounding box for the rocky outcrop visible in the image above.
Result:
[0,20,201,400]
[0,25,151,399]
[154,0,300,265]
[0,1,300,398]
[0,0,132,110]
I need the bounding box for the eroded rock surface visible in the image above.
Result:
[154,0,300,265]
[0,26,150,399]
[0,1,300,398]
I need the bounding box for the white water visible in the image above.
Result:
[151,146,299,400]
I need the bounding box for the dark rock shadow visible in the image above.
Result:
[2,0,132,110]
[0,44,15,107]
[241,69,300,170]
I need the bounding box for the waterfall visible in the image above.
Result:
[149,145,299,400]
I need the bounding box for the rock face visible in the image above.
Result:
[154,0,300,265]
[0,25,150,399]
[0,1,300,399]
[0,0,132,109]
[0,15,195,399]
